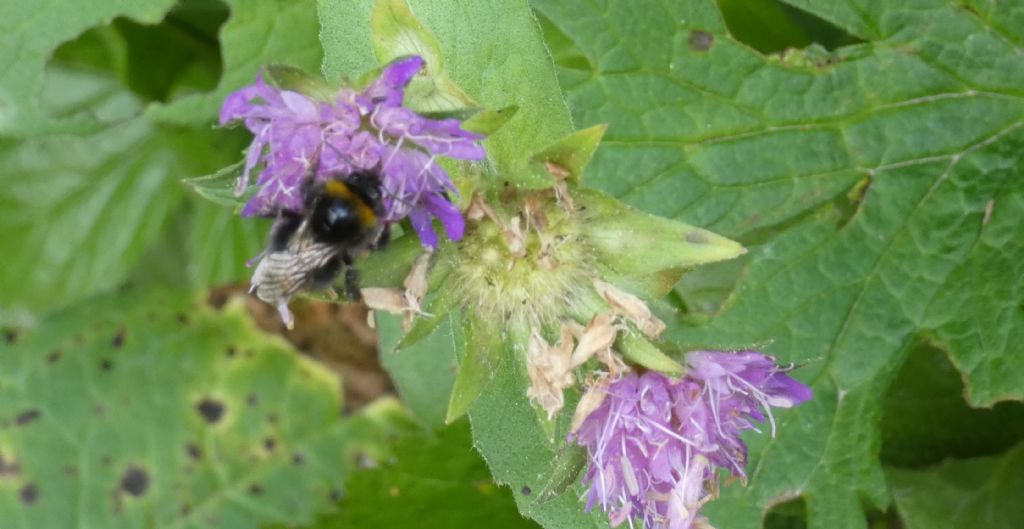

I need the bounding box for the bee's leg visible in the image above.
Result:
[269,211,303,252]
[309,255,342,292]
[371,224,391,251]
[341,252,362,301]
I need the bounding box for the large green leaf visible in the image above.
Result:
[531,1,1024,528]
[292,420,540,529]
[0,288,414,528]
[888,444,1024,529]
[0,111,231,319]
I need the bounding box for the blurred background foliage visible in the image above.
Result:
[1,0,1022,528]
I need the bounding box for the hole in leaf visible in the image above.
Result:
[120,466,150,496]
[47,0,227,105]
[717,0,864,54]
[763,495,807,529]
[111,328,125,348]
[881,340,1024,467]
[688,30,714,52]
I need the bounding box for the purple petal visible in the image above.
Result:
[409,118,487,160]
[423,192,465,241]
[280,90,320,121]
[348,131,383,170]
[363,55,424,105]
[408,206,438,249]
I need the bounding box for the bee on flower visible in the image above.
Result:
[217,56,485,327]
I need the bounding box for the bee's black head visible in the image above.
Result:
[307,172,382,246]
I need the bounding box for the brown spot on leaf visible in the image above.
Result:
[176,313,189,325]
[100,359,114,372]
[15,409,40,426]
[263,437,276,452]
[121,466,149,496]
[46,350,62,364]
[689,30,714,51]
[246,393,259,407]
[247,483,264,496]
[292,452,305,466]
[20,483,38,505]
[521,486,532,496]
[3,330,17,344]
[330,488,343,502]
[225,346,237,358]
[111,328,125,348]
[186,443,202,461]
[196,398,225,424]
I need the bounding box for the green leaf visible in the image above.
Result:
[263,64,337,101]
[0,116,237,318]
[0,288,410,528]
[446,316,504,423]
[376,310,457,429]
[888,444,1024,529]
[468,352,607,529]
[533,444,587,505]
[616,332,684,377]
[533,1,1024,528]
[368,0,476,111]
[579,188,746,277]
[318,0,574,181]
[182,161,251,209]
[147,0,323,126]
[463,105,521,137]
[289,420,539,529]
[529,125,606,183]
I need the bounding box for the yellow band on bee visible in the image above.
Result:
[323,179,378,227]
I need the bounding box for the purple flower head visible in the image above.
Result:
[570,352,811,529]
[219,56,486,248]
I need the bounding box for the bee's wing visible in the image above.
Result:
[251,233,339,304]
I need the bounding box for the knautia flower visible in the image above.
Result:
[570,352,812,529]
[218,55,485,247]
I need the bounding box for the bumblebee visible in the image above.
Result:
[250,171,390,326]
